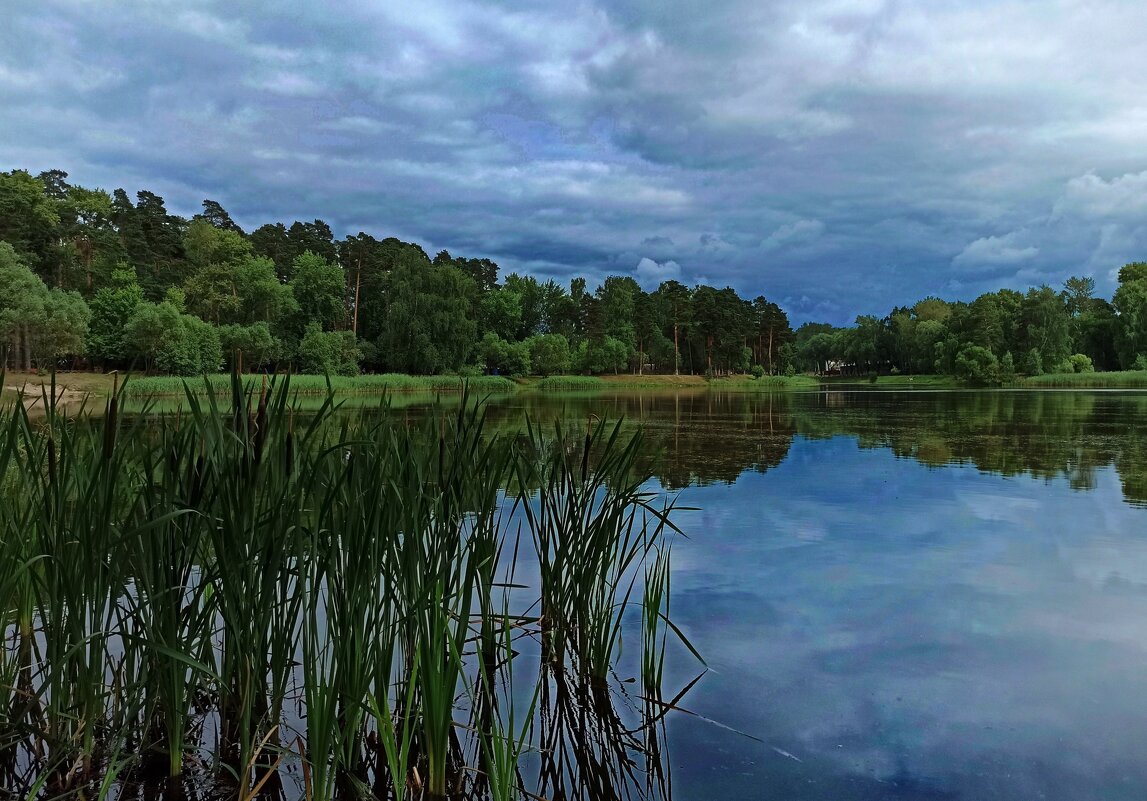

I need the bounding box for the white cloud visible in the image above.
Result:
[952,232,1038,269]
[760,219,825,251]
[1052,171,1147,221]
[634,256,682,289]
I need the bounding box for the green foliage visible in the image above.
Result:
[0,242,90,368]
[1023,369,1147,388]
[0,385,690,797]
[1020,285,1072,369]
[477,332,530,377]
[289,251,347,330]
[526,333,572,376]
[1000,351,1017,382]
[1118,262,1147,285]
[535,375,605,392]
[297,322,361,376]
[750,364,766,379]
[218,322,280,370]
[378,264,477,374]
[125,301,221,375]
[86,267,144,365]
[1113,275,1147,368]
[4,162,1146,383]
[578,336,631,375]
[0,169,60,274]
[1066,353,1094,373]
[954,344,1000,385]
[37,288,91,362]
[478,287,523,341]
[122,372,519,397]
[1021,347,1044,376]
[1135,354,1147,371]
[184,218,252,270]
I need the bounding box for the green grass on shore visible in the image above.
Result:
[820,374,960,388]
[123,373,519,397]
[1021,370,1147,388]
[533,373,820,392]
[708,374,820,391]
[533,375,606,391]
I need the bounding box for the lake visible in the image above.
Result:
[441,387,1147,800]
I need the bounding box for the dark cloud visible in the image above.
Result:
[3,0,1147,323]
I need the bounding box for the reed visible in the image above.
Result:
[533,375,605,392]
[122,372,519,398]
[1021,370,1147,388]
[0,370,700,800]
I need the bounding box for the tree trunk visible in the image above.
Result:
[22,325,32,372]
[673,323,679,376]
[352,262,362,335]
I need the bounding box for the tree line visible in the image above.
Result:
[2,167,1146,380]
[787,270,1147,383]
[0,168,792,376]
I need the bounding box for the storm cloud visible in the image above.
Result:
[3,0,1145,323]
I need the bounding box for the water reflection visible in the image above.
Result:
[393,388,1147,800]
[470,389,1147,505]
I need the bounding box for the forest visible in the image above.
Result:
[1,167,1145,381]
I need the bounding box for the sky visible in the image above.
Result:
[2,0,1146,325]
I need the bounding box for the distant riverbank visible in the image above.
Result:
[2,370,819,404]
[10,369,1147,408]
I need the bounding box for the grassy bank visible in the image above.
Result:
[1020,370,1147,388]
[532,373,819,392]
[819,374,962,388]
[7,369,823,408]
[122,372,520,397]
[709,374,820,391]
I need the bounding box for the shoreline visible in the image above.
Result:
[7,369,1147,406]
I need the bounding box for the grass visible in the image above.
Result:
[533,373,821,392]
[122,372,519,397]
[819,374,961,388]
[1021,370,1147,388]
[0,372,699,800]
[4,369,832,413]
[533,375,606,392]
[708,374,820,390]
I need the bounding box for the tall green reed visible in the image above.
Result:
[0,371,699,800]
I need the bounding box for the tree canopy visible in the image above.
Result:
[1,166,1142,380]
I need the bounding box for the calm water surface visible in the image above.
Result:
[468,387,1147,800]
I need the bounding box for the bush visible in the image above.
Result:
[954,344,1000,385]
[477,333,530,376]
[1021,347,1043,376]
[297,323,361,376]
[126,302,221,375]
[1067,353,1094,373]
[218,322,280,371]
[750,364,766,379]
[1000,351,1017,381]
[1135,354,1147,371]
[526,334,572,377]
[577,336,630,375]
[535,375,603,392]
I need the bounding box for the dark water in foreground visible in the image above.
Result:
[453,388,1147,800]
